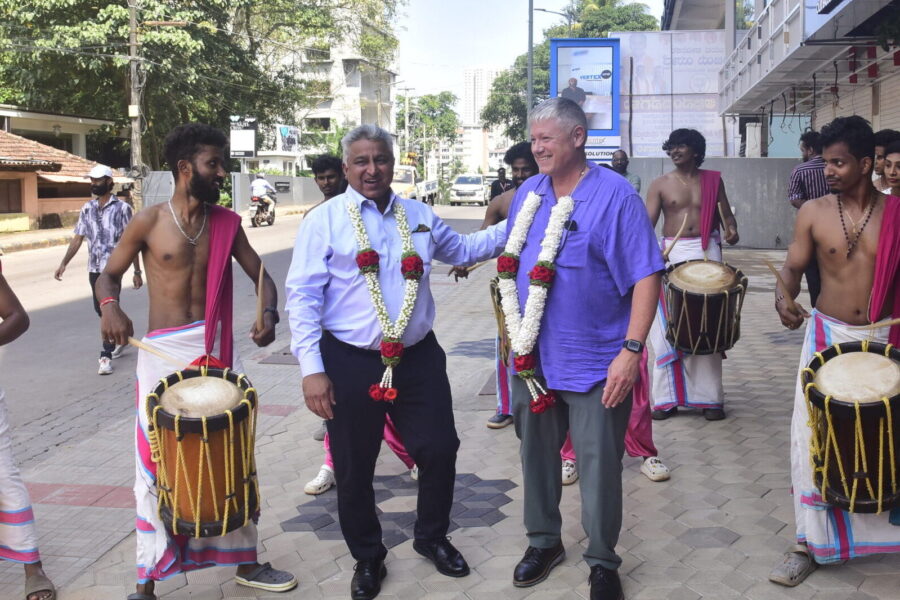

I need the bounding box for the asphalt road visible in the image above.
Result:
[0,205,485,464]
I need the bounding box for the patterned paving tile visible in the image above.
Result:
[280,472,516,547]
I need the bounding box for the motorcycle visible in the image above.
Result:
[247,193,276,227]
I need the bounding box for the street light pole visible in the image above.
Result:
[527,0,533,126]
[128,0,143,209]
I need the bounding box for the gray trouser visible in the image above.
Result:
[511,375,631,570]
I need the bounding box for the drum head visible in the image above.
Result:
[814,352,900,403]
[160,376,243,417]
[668,261,736,294]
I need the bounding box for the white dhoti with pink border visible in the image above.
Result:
[0,389,41,565]
[791,310,900,564]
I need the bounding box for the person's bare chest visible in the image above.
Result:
[661,181,701,214]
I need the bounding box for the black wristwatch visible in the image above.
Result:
[623,339,643,354]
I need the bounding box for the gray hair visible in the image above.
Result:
[529,97,588,133]
[341,124,394,162]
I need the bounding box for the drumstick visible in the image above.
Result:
[851,317,900,331]
[127,336,189,370]
[763,259,800,314]
[718,201,728,232]
[662,214,688,262]
[256,261,265,333]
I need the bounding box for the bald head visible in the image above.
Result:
[611,150,629,174]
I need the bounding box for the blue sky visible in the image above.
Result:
[394,0,665,101]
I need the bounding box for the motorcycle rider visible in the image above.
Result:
[250,173,277,214]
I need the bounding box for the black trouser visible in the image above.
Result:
[89,272,116,358]
[804,256,821,309]
[321,331,459,561]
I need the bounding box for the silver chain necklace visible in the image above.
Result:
[168,199,207,246]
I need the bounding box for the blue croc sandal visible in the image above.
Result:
[235,562,298,592]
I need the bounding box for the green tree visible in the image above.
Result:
[396,91,461,159]
[0,0,399,169]
[480,0,657,140]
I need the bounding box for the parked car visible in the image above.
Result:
[449,174,488,206]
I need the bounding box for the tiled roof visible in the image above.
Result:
[0,130,96,177]
[0,157,61,171]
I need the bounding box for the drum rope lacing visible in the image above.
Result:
[804,341,898,513]
[147,367,260,538]
[666,262,746,355]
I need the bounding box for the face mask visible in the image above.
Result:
[91,182,111,196]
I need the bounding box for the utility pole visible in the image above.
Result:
[527,0,534,127]
[128,0,143,209]
[397,88,414,154]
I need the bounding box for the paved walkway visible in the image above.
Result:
[5,245,900,599]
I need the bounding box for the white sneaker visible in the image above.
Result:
[111,344,126,359]
[561,459,578,485]
[410,465,419,481]
[98,356,113,375]
[304,465,335,495]
[641,456,671,482]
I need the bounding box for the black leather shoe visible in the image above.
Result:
[413,537,470,577]
[513,542,565,587]
[589,565,624,600]
[703,408,726,421]
[651,407,677,420]
[351,559,386,600]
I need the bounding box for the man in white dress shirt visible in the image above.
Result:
[285,124,506,600]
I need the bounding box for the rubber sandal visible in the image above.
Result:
[24,573,55,600]
[769,544,817,587]
[234,562,298,592]
[125,595,156,600]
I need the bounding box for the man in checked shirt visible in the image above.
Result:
[788,130,829,307]
[54,165,142,375]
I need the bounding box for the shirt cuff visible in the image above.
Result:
[299,352,325,378]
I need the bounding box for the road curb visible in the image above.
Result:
[0,235,74,254]
[0,207,309,255]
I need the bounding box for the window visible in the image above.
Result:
[304,118,331,131]
[0,179,22,213]
[304,47,330,61]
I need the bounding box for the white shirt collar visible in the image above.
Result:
[344,184,399,214]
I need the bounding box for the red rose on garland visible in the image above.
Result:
[369,384,384,401]
[383,387,398,401]
[528,263,556,287]
[401,253,424,281]
[497,253,519,278]
[380,340,404,358]
[530,391,557,414]
[356,249,380,273]
[514,353,536,373]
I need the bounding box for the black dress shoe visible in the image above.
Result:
[351,558,387,600]
[513,542,565,587]
[589,565,624,600]
[413,537,470,577]
[651,407,677,420]
[703,407,726,421]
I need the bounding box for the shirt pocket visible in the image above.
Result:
[555,231,588,268]
[410,231,434,269]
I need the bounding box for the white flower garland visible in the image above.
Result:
[346,200,419,391]
[498,191,575,356]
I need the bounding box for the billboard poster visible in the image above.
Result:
[229,116,258,158]
[275,124,300,153]
[613,30,726,158]
[550,38,620,137]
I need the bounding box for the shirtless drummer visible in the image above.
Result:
[96,124,296,599]
[769,115,900,587]
[645,129,739,421]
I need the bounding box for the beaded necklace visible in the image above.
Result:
[837,192,876,258]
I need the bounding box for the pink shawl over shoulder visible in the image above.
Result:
[204,205,241,367]
[869,194,900,346]
[699,169,722,251]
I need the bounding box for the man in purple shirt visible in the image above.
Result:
[506,98,662,600]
